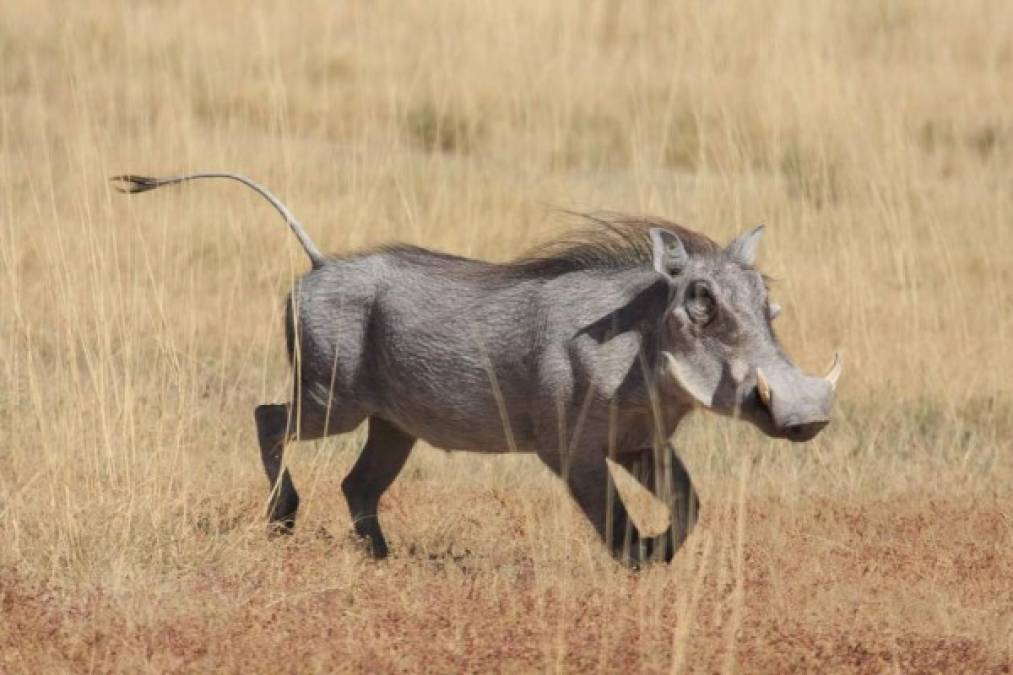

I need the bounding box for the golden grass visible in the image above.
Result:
[1,1,1011,672]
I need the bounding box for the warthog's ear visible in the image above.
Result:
[727,224,765,267]
[649,228,689,278]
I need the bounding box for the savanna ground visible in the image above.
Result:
[1,1,1011,672]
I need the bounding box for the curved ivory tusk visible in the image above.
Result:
[824,352,843,389]
[756,368,772,408]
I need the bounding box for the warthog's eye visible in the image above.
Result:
[685,280,716,325]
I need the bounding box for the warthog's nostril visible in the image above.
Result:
[784,420,829,442]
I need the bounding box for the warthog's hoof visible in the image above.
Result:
[266,518,296,538]
[620,532,678,569]
[347,529,390,559]
[265,493,299,538]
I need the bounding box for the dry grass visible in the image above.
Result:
[1,1,1011,672]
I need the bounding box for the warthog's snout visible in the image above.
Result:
[756,354,841,442]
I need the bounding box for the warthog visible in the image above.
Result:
[113,172,841,565]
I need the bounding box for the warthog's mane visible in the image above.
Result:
[373,213,721,280]
[508,213,720,277]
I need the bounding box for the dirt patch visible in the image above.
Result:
[2,493,1009,673]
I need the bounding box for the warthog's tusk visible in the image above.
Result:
[824,352,843,389]
[756,368,772,409]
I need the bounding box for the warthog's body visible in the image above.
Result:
[115,172,840,565]
[289,244,679,454]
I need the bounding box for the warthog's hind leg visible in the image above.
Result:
[341,416,416,559]
[255,403,300,533]
[618,444,700,563]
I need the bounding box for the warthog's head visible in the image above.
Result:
[649,226,841,442]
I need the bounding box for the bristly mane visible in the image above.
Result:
[374,213,721,279]
[504,212,721,277]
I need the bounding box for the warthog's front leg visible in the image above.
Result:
[617,444,699,563]
[539,449,658,566]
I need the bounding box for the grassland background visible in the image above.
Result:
[1,1,1011,672]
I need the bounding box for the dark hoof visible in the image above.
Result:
[266,503,298,537]
[266,493,299,537]
[267,518,296,538]
[369,539,390,560]
[348,530,390,559]
[350,514,390,559]
[619,533,676,568]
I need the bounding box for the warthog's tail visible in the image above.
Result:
[110,172,325,268]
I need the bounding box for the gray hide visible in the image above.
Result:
[114,173,841,565]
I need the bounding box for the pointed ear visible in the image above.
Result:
[649,228,689,278]
[726,224,765,266]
